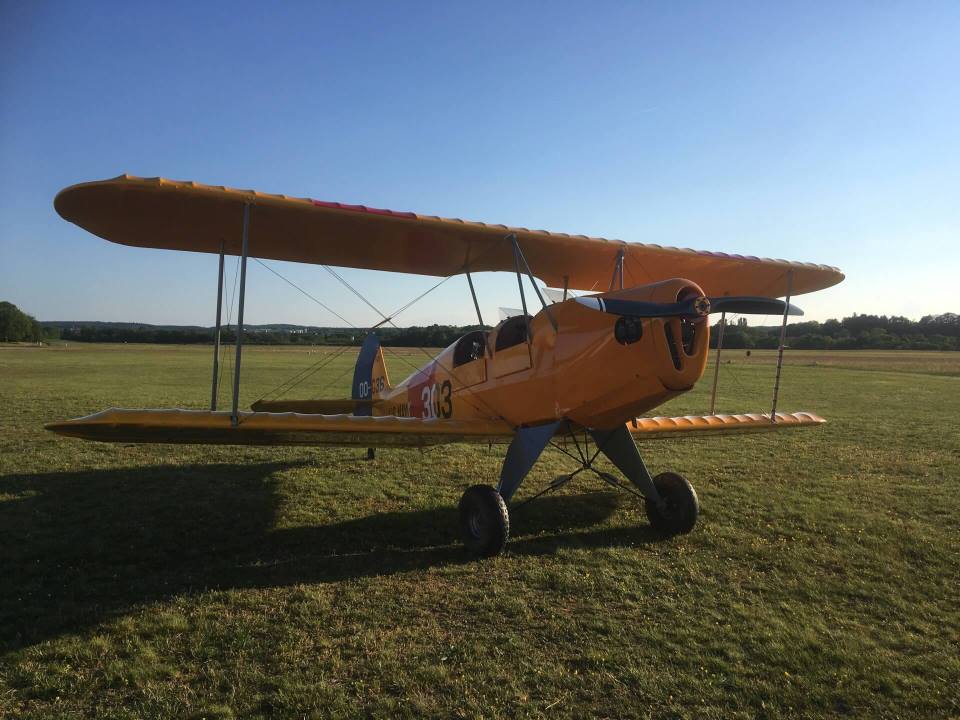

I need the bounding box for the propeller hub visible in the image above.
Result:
[692,296,711,316]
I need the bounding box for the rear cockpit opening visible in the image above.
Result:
[494,315,532,352]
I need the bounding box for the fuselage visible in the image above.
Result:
[372,279,711,430]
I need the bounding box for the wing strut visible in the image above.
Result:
[510,235,533,352]
[230,203,251,426]
[708,311,726,415]
[210,240,225,411]
[509,234,558,332]
[465,269,484,327]
[609,248,625,291]
[770,270,793,422]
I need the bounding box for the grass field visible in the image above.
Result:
[1,343,958,719]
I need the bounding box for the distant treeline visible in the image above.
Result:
[0,302,57,342]
[12,303,959,351]
[45,321,487,348]
[713,313,959,351]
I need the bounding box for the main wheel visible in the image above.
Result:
[458,485,510,557]
[645,472,699,535]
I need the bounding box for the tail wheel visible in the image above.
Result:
[458,485,509,557]
[645,472,699,535]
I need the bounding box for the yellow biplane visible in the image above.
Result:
[49,175,843,556]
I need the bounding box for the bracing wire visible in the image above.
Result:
[254,258,354,327]
[313,356,361,396]
[385,274,456,322]
[262,345,351,399]
[252,236,517,428]
[322,265,390,321]
[259,343,355,401]
[712,312,778,416]
[322,259,509,419]
[319,265,478,404]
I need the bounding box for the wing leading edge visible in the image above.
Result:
[628,411,825,439]
[55,175,844,298]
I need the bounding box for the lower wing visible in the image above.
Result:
[46,408,824,448]
[46,408,514,447]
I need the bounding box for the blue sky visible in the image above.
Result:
[1,1,958,327]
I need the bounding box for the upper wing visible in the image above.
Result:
[46,408,515,447]
[55,175,843,297]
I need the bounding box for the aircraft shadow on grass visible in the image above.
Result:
[0,460,660,650]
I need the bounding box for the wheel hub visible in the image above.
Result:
[467,510,484,539]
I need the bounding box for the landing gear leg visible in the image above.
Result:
[458,421,560,557]
[591,425,699,535]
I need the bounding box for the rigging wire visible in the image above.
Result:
[328,265,512,420]
[313,355,361,396]
[254,258,354,327]
[322,265,390,321]
[759,311,788,416]
[320,265,479,403]
[258,343,355,401]
[251,237,517,427]
[710,312,776,416]
[386,274,457,322]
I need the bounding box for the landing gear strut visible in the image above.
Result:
[456,422,701,557]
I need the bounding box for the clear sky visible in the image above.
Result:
[1,1,958,328]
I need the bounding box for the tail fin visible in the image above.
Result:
[351,333,392,415]
[371,344,392,401]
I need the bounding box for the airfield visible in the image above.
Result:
[2,343,957,718]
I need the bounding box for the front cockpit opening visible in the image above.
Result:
[453,330,488,366]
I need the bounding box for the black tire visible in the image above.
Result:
[645,472,699,535]
[458,485,510,557]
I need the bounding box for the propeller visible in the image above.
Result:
[575,295,803,318]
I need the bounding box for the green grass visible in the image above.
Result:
[1,344,958,719]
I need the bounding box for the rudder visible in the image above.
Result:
[351,333,392,416]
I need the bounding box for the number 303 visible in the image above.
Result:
[421,380,452,419]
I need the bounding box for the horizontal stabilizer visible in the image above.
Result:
[251,398,373,414]
[628,411,825,439]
